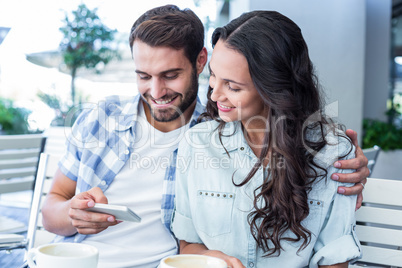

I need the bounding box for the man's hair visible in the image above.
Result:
[129,5,204,66]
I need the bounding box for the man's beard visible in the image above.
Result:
[143,69,198,123]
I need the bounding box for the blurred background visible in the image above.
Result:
[0,0,400,177]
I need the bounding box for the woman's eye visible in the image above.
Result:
[227,83,240,92]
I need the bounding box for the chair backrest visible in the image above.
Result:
[362,145,381,175]
[352,178,402,267]
[0,134,46,194]
[43,126,71,157]
[26,153,60,251]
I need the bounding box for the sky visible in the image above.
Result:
[0,0,216,130]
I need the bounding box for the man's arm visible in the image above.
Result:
[331,129,370,209]
[41,168,120,236]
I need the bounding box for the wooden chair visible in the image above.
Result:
[0,134,46,194]
[0,153,59,255]
[43,126,71,157]
[350,178,402,267]
[362,145,381,175]
[0,134,46,235]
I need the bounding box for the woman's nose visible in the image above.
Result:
[210,81,224,102]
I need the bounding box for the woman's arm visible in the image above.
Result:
[320,262,348,268]
[180,240,245,268]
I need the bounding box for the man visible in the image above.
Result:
[41,5,369,268]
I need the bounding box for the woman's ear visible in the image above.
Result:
[196,47,208,75]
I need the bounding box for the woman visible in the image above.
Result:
[172,11,361,268]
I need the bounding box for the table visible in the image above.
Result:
[0,205,29,267]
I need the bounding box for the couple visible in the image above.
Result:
[42,5,367,268]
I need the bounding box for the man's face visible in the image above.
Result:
[132,40,199,125]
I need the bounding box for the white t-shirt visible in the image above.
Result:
[83,102,189,268]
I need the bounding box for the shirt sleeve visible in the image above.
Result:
[58,107,94,181]
[171,131,203,244]
[310,144,362,267]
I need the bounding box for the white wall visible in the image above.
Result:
[364,0,391,122]
[225,0,391,142]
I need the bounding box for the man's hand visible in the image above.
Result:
[331,129,370,210]
[69,187,121,235]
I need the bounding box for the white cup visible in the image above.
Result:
[27,242,99,268]
[160,254,227,268]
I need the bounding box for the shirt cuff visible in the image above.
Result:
[172,211,203,244]
[310,233,362,267]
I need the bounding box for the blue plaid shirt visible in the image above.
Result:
[56,94,204,243]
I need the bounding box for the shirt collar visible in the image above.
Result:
[217,121,252,155]
[111,94,141,132]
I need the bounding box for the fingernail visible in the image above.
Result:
[107,216,114,222]
[117,220,123,223]
[334,162,341,168]
[338,188,345,194]
[332,174,339,181]
[87,200,95,207]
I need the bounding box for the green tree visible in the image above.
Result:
[59,4,119,105]
[0,98,32,134]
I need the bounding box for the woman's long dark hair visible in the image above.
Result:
[200,11,351,256]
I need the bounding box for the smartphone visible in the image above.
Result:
[86,203,141,222]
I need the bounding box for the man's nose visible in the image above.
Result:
[150,78,166,99]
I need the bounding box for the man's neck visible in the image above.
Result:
[143,100,196,133]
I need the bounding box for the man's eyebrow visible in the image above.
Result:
[135,70,147,74]
[209,63,247,86]
[160,68,183,75]
[135,68,183,75]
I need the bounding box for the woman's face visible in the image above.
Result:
[209,40,267,128]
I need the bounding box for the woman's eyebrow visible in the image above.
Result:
[209,63,246,86]
[223,78,246,86]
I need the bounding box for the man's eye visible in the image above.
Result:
[139,75,150,80]
[165,74,178,80]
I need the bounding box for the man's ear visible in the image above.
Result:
[196,47,208,75]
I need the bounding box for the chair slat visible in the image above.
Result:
[356,206,402,226]
[44,155,60,178]
[0,134,44,150]
[356,225,402,247]
[0,149,40,160]
[353,177,402,267]
[358,245,402,267]
[0,134,45,195]
[0,158,38,169]
[0,168,36,180]
[0,177,34,194]
[362,178,402,206]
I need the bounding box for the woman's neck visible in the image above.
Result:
[242,121,270,166]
